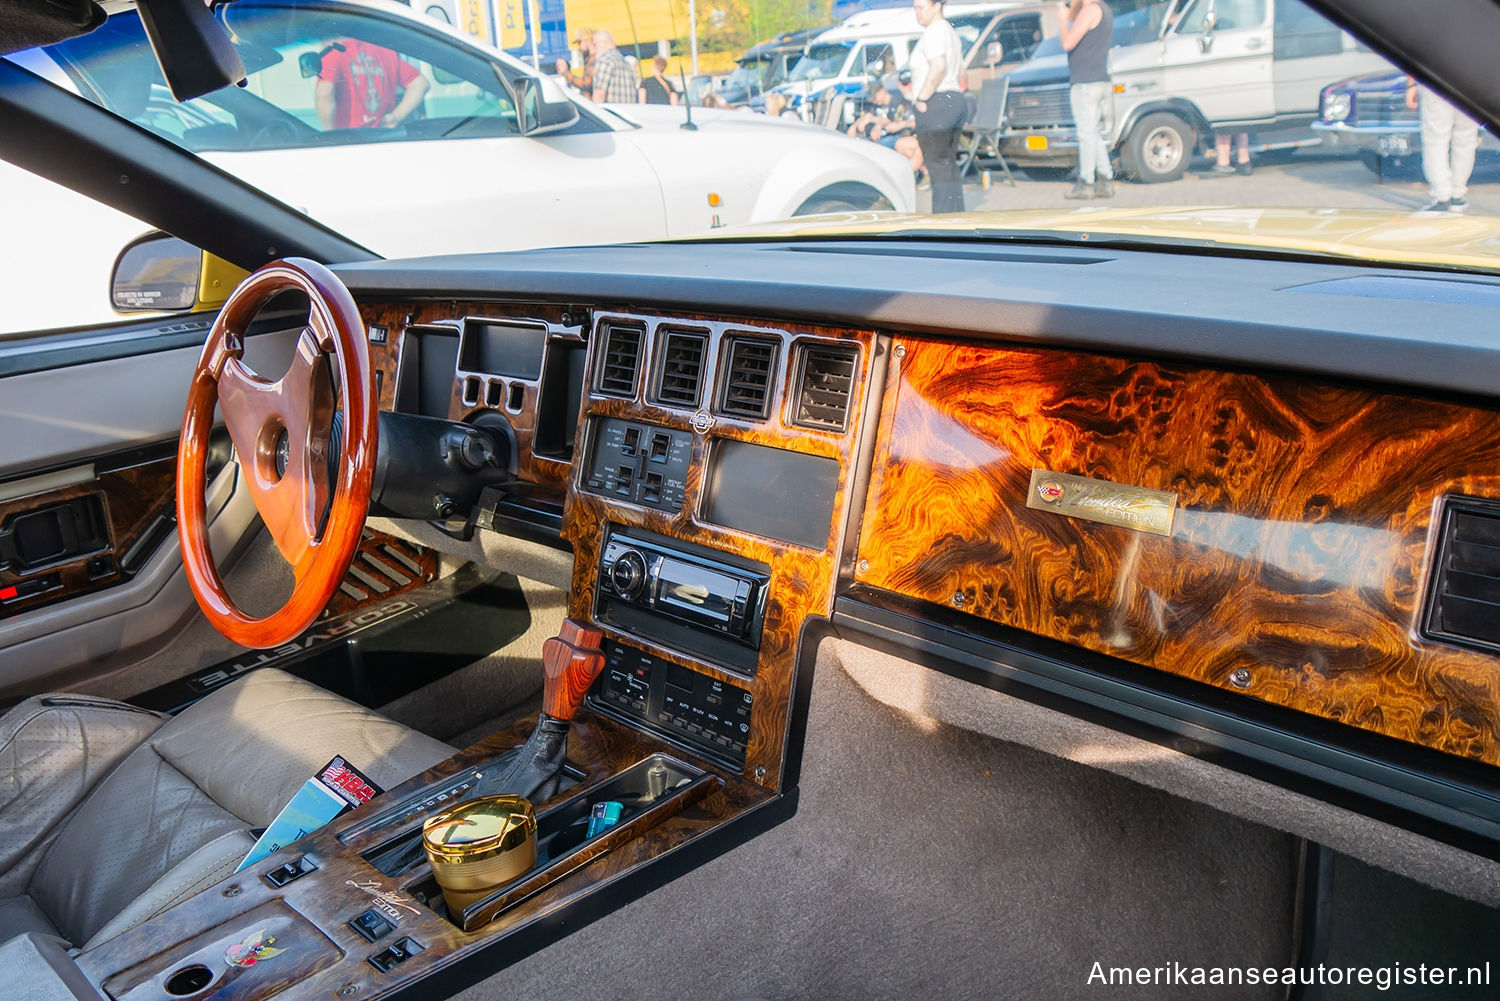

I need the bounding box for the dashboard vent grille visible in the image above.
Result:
[597,323,644,398]
[792,343,858,431]
[718,337,779,420]
[1423,498,1500,654]
[654,329,708,407]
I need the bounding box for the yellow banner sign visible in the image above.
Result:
[498,0,526,49]
[457,0,492,43]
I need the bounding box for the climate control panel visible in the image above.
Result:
[590,639,753,767]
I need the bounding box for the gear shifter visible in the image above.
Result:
[379,619,605,877]
[465,619,606,804]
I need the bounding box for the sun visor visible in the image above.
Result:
[0,0,105,55]
[137,0,245,102]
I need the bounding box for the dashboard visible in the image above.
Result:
[341,236,1500,852]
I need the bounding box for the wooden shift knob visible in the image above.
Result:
[540,618,606,721]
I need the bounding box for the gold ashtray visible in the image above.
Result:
[421,794,537,917]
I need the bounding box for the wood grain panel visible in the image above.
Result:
[78,710,772,1001]
[355,301,582,496]
[563,311,877,793]
[0,455,175,619]
[855,338,1500,764]
[318,528,439,620]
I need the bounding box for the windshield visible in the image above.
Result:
[787,42,852,83]
[0,0,1496,336]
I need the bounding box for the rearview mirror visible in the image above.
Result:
[111,233,248,313]
[518,75,580,136]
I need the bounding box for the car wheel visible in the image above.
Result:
[793,185,893,216]
[1120,112,1194,183]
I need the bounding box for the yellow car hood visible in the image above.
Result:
[709,206,1500,272]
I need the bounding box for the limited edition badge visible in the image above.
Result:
[1025,469,1177,537]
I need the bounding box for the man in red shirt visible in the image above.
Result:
[315,39,430,129]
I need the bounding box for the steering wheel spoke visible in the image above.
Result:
[177,260,376,649]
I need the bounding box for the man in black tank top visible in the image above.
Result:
[1060,0,1115,198]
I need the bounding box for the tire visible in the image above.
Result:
[1119,112,1194,183]
[792,184,893,216]
[1019,165,1073,182]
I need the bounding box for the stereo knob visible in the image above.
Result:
[609,549,648,600]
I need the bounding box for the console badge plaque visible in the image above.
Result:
[1026,469,1177,537]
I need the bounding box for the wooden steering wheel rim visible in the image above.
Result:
[176,258,377,649]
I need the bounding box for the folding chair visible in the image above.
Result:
[957,76,1016,186]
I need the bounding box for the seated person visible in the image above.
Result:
[315,38,430,129]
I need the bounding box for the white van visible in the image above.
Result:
[764,2,1046,120]
[999,0,1391,182]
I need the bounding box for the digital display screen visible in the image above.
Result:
[462,320,546,379]
[417,331,460,419]
[702,440,839,550]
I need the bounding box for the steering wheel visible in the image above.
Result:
[176,258,377,649]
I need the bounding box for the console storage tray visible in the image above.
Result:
[399,754,716,931]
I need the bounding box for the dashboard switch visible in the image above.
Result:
[263,855,317,887]
[368,937,424,973]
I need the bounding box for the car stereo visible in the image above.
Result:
[596,526,769,675]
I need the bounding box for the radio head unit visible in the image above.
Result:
[596,527,769,675]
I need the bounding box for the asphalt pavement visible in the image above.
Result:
[916,150,1500,216]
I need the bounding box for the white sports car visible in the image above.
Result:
[2,0,912,333]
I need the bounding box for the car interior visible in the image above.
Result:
[2,0,1500,999]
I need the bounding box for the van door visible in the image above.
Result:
[1161,0,1275,124]
[1271,0,1388,116]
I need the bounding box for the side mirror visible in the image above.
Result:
[868,59,885,78]
[1198,28,1214,53]
[518,75,580,135]
[111,233,247,313]
[986,41,1002,67]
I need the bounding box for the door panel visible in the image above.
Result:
[0,325,299,697]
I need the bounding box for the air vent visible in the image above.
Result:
[1423,499,1500,654]
[792,343,857,431]
[717,337,779,420]
[654,329,708,407]
[597,323,643,398]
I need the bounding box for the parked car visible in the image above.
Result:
[6,0,911,333]
[1315,68,1500,177]
[717,26,826,107]
[999,0,1389,182]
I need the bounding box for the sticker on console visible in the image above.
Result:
[1025,469,1177,537]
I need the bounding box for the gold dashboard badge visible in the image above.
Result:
[1026,469,1177,537]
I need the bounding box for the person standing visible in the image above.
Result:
[554,28,594,95]
[1406,78,1480,212]
[1060,0,1114,199]
[590,31,636,105]
[639,56,680,105]
[314,38,429,130]
[910,0,967,214]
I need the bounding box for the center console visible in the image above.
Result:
[74,301,880,1000]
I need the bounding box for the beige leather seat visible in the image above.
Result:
[0,669,452,950]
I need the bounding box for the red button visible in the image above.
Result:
[0,585,18,601]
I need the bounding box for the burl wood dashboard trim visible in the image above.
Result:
[356,301,583,497]
[563,310,878,794]
[855,338,1500,765]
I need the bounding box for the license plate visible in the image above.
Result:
[1378,134,1410,156]
[1025,135,1049,151]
